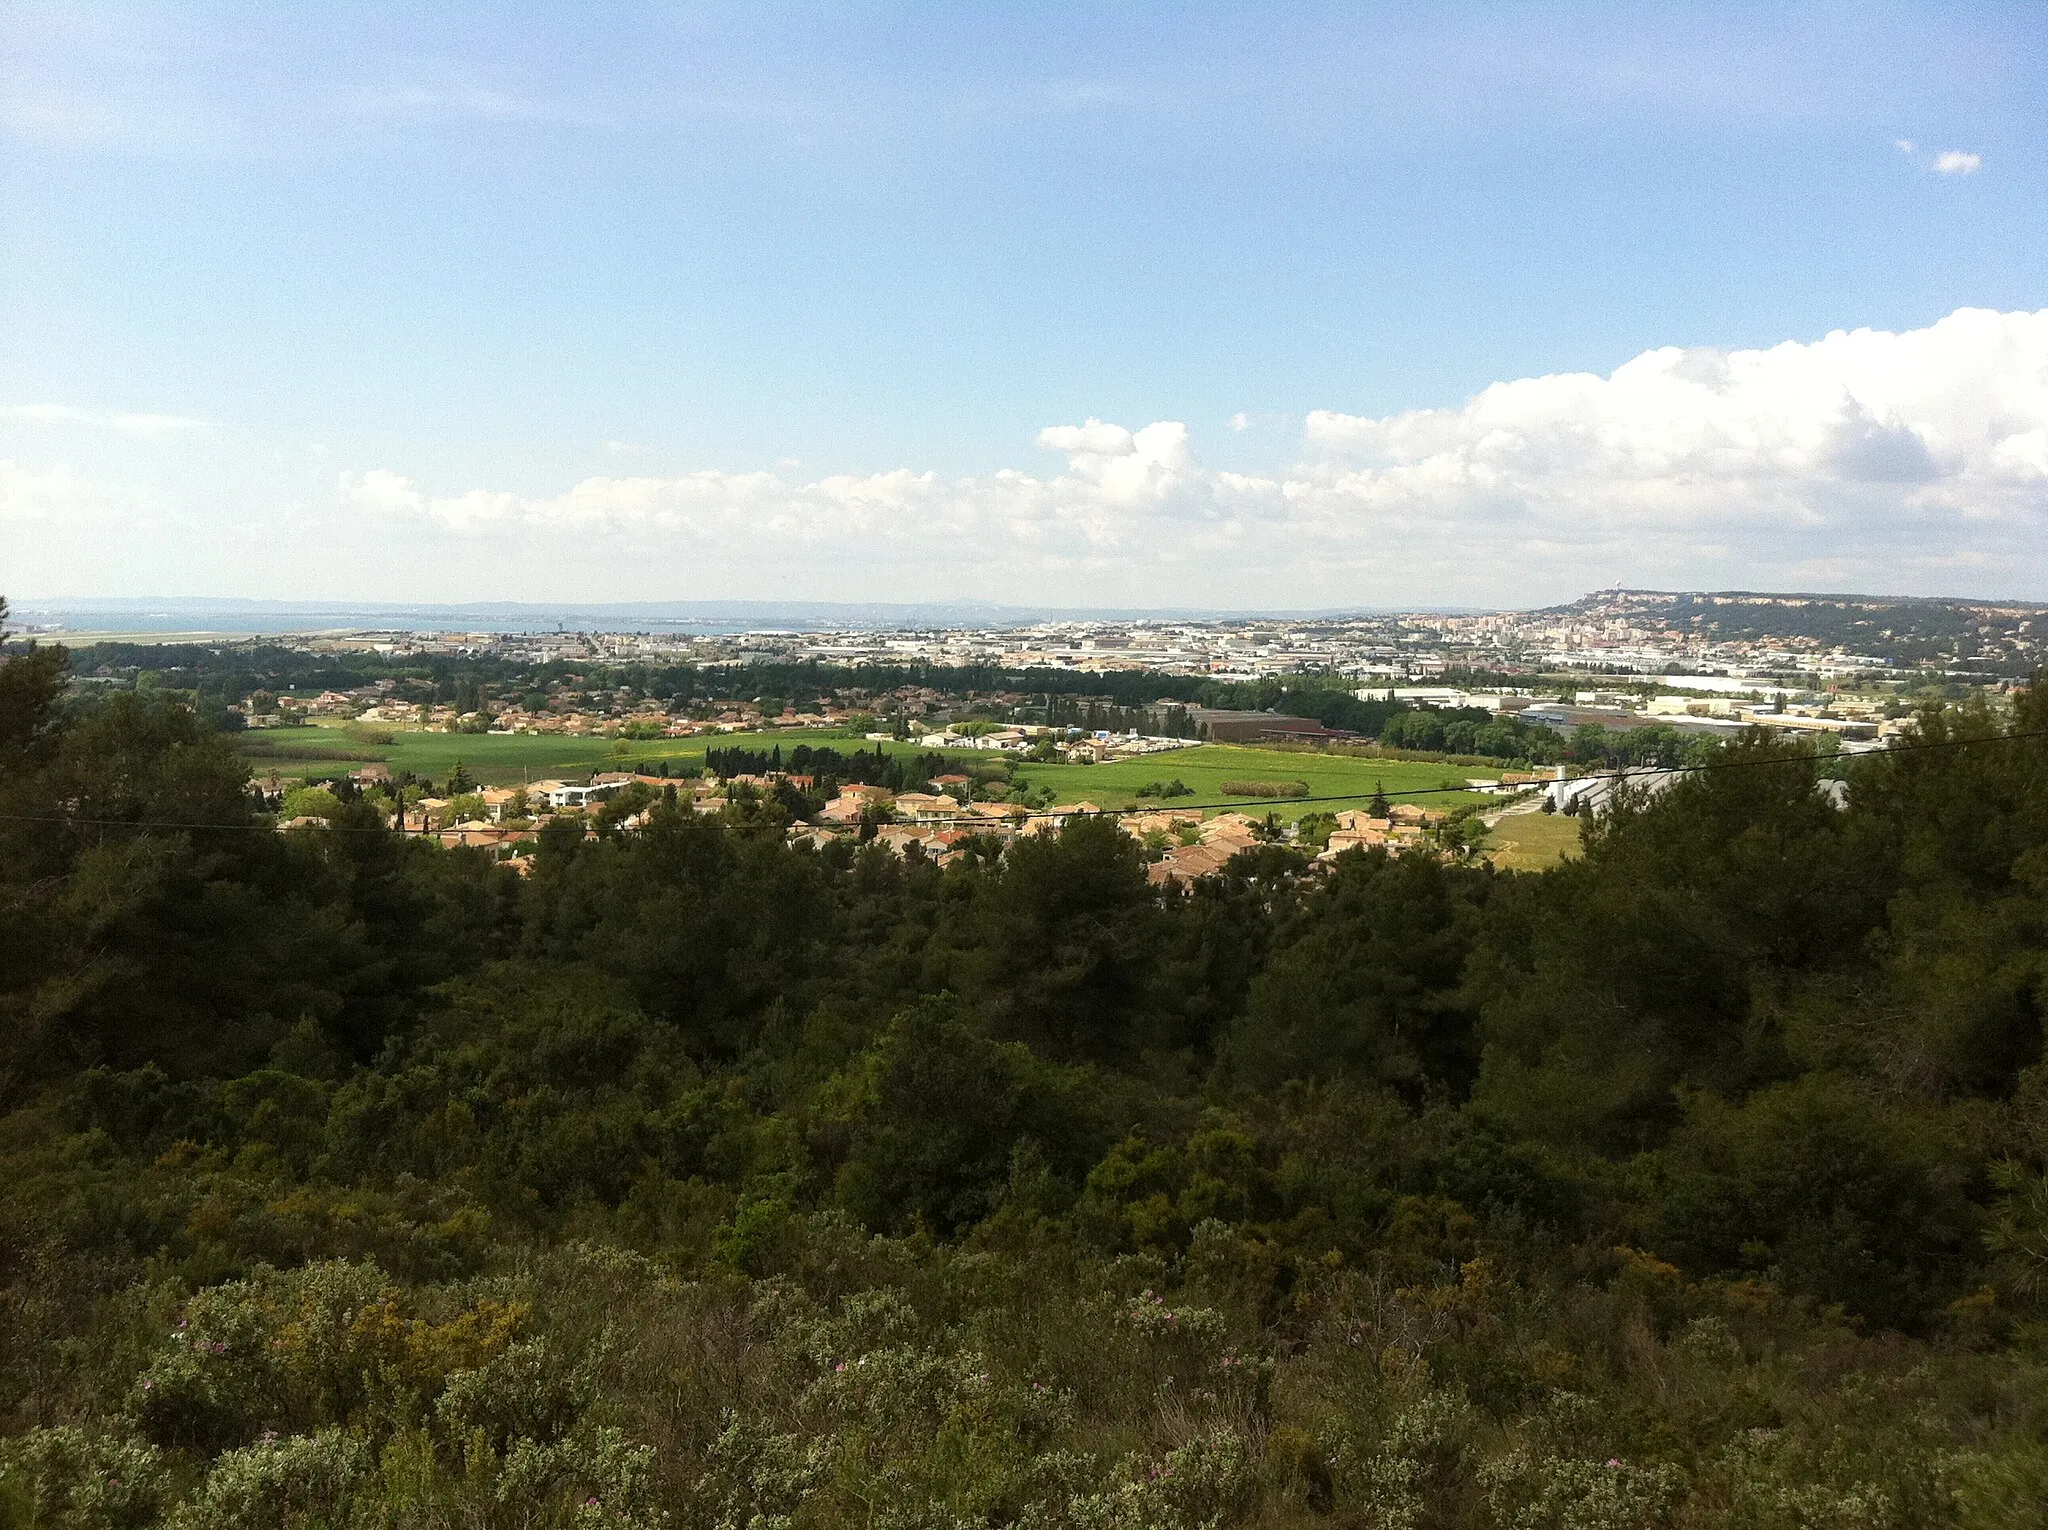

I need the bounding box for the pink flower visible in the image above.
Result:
[140,1379,152,1389]
[1606,1458,1624,1468]
[835,1363,846,1372]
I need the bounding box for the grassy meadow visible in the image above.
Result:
[1483,809,1583,869]
[1008,742,1493,816]
[236,723,769,785]
[237,725,1497,815]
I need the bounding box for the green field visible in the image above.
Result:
[236,726,1032,788]
[237,727,1494,816]
[1008,744,1491,817]
[236,724,787,786]
[1483,810,1583,870]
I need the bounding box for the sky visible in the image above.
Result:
[3,1,2046,610]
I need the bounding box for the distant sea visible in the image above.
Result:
[13,597,1463,637]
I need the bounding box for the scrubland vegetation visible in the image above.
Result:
[4,627,2048,1527]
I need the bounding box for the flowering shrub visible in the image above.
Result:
[693,1415,835,1530]
[0,1425,174,1530]
[163,1428,371,1529]
[434,1337,591,1452]
[1028,1428,1259,1530]
[1322,1388,1478,1529]
[1477,1451,1689,1530]
[130,1259,525,1451]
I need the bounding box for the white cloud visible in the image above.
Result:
[0,459,95,522]
[604,440,653,455]
[0,458,158,535]
[1035,419,1134,456]
[346,83,559,124]
[1296,307,2047,586]
[1,404,216,438]
[329,308,2048,604]
[1895,139,1984,175]
[0,405,91,424]
[110,412,216,439]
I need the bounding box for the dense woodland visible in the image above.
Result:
[3,627,2048,1527]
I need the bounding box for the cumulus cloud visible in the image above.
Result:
[336,416,1237,590]
[327,307,2047,604]
[1296,307,2046,586]
[1896,139,1983,175]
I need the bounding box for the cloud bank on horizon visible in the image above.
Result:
[8,307,2048,608]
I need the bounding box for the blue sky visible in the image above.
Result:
[4,2,2046,606]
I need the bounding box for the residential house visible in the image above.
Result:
[437,824,529,850]
[1121,810,1202,840]
[479,786,524,822]
[1388,803,1445,826]
[891,792,959,820]
[1149,841,1235,889]
[962,801,1028,837]
[1198,812,1265,855]
[1332,808,1389,833]
[1021,802,1103,836]
[1317,826,1388,862]
[543,781,622,810]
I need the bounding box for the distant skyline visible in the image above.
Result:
[4,3,2045,605]
[13,587,2046,644]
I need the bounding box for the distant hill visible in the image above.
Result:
[1542,589,2047,670]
